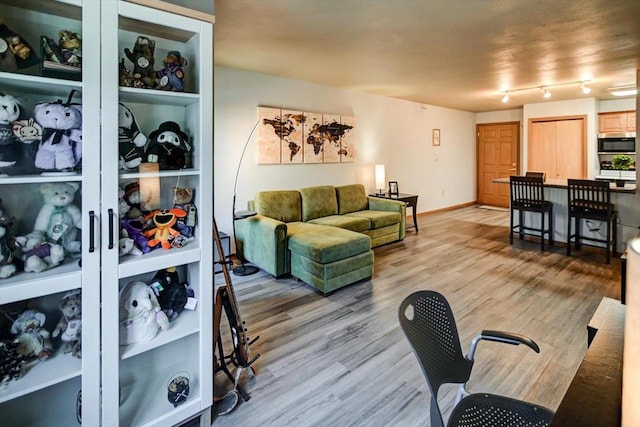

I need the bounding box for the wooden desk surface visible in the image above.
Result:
[552,297,625,426]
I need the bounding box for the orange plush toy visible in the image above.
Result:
[143,208,186,250]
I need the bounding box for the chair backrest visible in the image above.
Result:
[509,175,546,208]
[567,179,612,218]
[398,291,473,424]
[525,171,545,181]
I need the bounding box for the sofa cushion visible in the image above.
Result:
[299,185,338,221]
[345,210,401,229]
[336,184,368,214]
[307,215,370,232]
[256,190,302,223]
[288,226,371,264]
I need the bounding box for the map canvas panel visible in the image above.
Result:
[257,107,282,164]
[303,112,323,164]
[322,114,341,163]
[281,110,303,164]
[340,115,356,162]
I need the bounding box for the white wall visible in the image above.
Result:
[214,66,477,235]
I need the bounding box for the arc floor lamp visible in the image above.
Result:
[231,120,260,276]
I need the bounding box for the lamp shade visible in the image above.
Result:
[375,164,386,191]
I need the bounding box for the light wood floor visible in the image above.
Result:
[213,205,620,426]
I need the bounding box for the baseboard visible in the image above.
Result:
[411,201,477,219]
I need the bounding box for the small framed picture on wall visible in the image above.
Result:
[389,181,399,195]
[432,129,441,146]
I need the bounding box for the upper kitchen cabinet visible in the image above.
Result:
[0,0,101,426]
[100,1,212,426]
[599,111,636,134]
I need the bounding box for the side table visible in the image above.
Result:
[369,192,419,232]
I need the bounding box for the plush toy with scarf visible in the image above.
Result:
[33,90,82,172]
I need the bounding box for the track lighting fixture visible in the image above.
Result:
[499,79,592,103]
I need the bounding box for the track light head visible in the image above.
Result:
[502,92,509,103]
[581,83,591,94]
[542,88,551,99]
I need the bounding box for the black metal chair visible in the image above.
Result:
[509,175,554,250]
[567,179,617,264]
[398,290,554,427]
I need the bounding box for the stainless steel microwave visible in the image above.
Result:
[597,133,636,152]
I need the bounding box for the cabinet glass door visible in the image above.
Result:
[100,2,212,426]
[0,0,100,426]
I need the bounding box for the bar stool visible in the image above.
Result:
[567,179,617,264]
[509,175,554,250]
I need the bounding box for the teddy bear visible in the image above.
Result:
[52,289,82,358]
[57,30,82,67]
[172,187,197,238]
[23,182,82,257]
[0,199,18,278]
[122,182,148,218]
[119,281,169,345]
[119,58,133,87]
[11,309,53,361]
[14,232,65,273]
[156,51,188,92]
[124,36,156,89]
[118,103,146,170]
[145,121,192,170]
[0,93,23,171]
[33,93,82,172]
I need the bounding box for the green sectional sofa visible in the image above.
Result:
[235,184,406,294]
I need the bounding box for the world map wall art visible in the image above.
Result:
[257,106,357,164]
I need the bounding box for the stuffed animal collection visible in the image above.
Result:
[0,290,87,387]
[121,35,188,92]
[0,89,82,176]
[119,280,169,345]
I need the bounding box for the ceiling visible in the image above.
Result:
[213,0,640,113]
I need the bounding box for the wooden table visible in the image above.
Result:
[369,192,419,232]
[552,297,625,426]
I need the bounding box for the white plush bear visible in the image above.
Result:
[33,100,82,171]
[14,231,65,273]
[0,93,22,169]
[119,281,169,345]
[30,182,82,256]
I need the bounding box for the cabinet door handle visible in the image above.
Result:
[89,211,96,253]
[108,208,115,250]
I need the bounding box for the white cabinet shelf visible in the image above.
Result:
[0,352,81,403]
[118,244,201,278]
[120,309,199,359]
[0,262,81,304]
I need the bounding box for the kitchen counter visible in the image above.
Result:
[492,177,636,193]
[493,177,637,251]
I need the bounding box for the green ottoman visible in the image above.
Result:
[288,225,374,295]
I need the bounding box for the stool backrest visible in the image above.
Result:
[567,179,612,218]
[525,171,545,181]
[510,175,546,208]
